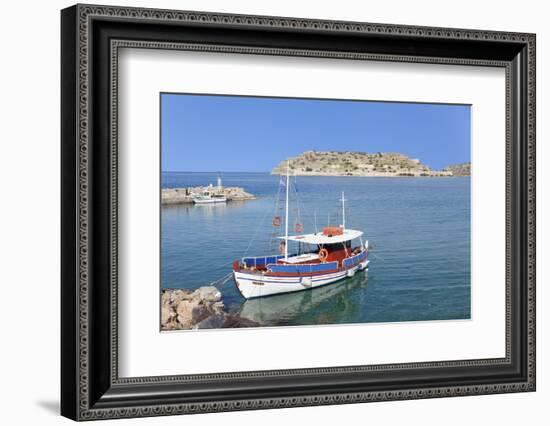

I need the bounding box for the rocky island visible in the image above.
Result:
[162,185,255,205]
[272,151,470,177]
[161,287,259,330]
[443,162,471,176]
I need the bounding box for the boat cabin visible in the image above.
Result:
[279,227,363,267]
[236,226,366,273]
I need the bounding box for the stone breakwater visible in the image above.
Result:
[161,186,256,205]
[161,287,259,330]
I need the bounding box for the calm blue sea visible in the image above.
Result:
[161,172,471,326]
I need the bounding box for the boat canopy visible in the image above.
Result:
[279,228,363,245]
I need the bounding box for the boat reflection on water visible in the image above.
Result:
[163,201,249,217]
[237,270,370,327]
[191,202,227,213]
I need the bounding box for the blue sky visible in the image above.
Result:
[161,93,470,172]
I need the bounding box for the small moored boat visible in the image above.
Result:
[192,192,227,204]
[232,163,369,299]
[192,175,227,204]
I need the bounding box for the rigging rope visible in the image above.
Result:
[369,251,385,262]
[292,175,302,230]
[269,174,286,252]
[242,200,272,258]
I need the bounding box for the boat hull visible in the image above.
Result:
[193,198,227,204]
[234,260,369,299]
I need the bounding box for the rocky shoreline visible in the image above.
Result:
[161,287,259,330]
[162,186,256,205]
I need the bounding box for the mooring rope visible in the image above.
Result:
[209,271,234,289]
[369,251,385,262]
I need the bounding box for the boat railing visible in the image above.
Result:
[266,261,338,274]
[242,250,366,272]
[242,255,285,268]
[342,249,367,269]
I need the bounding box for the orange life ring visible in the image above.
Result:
[272,216,281,227]
[318,248,329,262]
[278,241,286,254]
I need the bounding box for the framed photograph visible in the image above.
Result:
[61,4,536,421]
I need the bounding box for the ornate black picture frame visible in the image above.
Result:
[61,3,536,421]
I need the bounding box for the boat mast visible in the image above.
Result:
[341,191,346,231]
[314,210,318,234]
[284,161,290,260]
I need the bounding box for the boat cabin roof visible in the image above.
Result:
[279,228,363,245]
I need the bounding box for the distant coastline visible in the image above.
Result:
[271,151,470,177]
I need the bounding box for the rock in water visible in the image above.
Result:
[210,301,225,314]
[197,286,221,302]
[160,288,261,330]
[161,305,175,324]
[176,300,194,328]
[171,289,194,304]
[191,304,210,324]
[161,291,172,305]
[223,314,260,328]
[193,314,226,329]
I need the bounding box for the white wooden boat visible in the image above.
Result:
[192,192,227,204]
[232,163,369,299]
